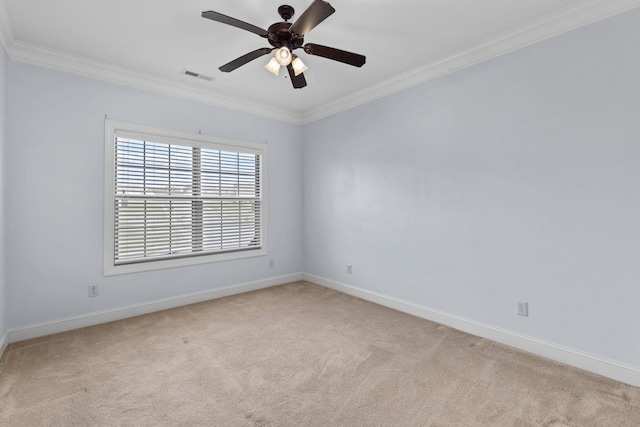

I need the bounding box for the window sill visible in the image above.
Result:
[104,247,267,276]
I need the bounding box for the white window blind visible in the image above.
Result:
[104,121,266,274]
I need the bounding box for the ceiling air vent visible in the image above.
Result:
[182,70,214,82]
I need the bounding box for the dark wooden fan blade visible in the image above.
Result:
[287,64,307,89]
[202,11,269,38]
[289,0,335,36]
[219,48,273,73]
[303,43,366,67]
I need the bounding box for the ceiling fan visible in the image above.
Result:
[201,0,366,89]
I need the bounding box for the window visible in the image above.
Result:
[104,120,266,275]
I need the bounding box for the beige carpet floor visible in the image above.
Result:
[1,281,639,426]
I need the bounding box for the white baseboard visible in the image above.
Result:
[303,273,640,389]
[8,273,303,343]
[0,331,7,361]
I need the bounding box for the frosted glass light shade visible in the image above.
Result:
[275,47,292,66]
[264,57,280,76]
[291,56,308,76]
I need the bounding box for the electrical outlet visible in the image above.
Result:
[89,285,99,298]
[517,301,528,317]
[269,259,275,268]
[347,264,352,274]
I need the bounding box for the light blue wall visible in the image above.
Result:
[6,64,303,328]
[303,9,640,368]
[0,46,7,347]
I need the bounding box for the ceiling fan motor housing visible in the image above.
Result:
[267,21,304,50]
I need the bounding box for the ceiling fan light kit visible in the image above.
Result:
[202,0,366,89]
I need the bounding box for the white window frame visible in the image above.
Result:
[104,120,267,275]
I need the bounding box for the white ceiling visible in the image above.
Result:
[1,0,639,123]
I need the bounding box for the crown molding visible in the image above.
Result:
[301,0,640,124]
[0,0,15,52]
[5,40,304,125]
[2,0,639,125]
